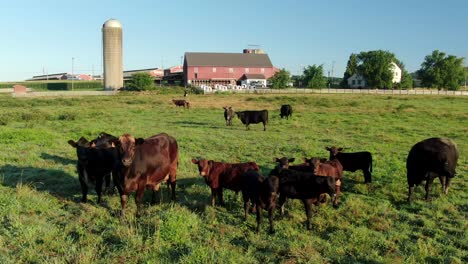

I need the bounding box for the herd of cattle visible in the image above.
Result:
[67,104,459,233]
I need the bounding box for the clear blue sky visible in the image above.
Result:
[1,0,466,82]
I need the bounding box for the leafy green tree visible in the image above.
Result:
[341,53,358,87]
[269,68,291,89]
[417,50,465,90]
[128,72,155,91]
[357,50,396,89]
[302,64,326,88]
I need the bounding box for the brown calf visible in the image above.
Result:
[172,99,190,108]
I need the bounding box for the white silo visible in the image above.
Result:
[102,19,123,90]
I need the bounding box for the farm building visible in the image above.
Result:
[27,73,93,81]
[183,50,277,87]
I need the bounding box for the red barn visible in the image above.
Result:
[183,51,277,87]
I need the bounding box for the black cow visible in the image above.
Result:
[223,106,235,126]
[273,168,337,230]
[241,170,279,234]
[236,110,268,131]
[280,104,292,120]
[68,137,120,203]
[326,147,373,183]
[406,137,459,202]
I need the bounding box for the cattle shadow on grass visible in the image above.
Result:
[0,164,81,201]
[40,152,75,166]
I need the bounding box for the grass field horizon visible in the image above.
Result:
[0,91,466,263]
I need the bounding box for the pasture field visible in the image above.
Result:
[0,91,466,263]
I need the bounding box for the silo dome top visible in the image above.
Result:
[103,19,122,28]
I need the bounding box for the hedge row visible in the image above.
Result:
[0,81,103,91]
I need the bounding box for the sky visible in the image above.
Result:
[0,0,467,82]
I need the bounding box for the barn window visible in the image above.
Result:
[245,68,249,73]
[229,68,234,73]
[194,73,198,79]
[194,67,198,73]
[213,67,216,73]
[261,68,265,73]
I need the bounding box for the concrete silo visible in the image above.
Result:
[102,19,123,90]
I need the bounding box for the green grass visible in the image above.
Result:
[0,92,466,263]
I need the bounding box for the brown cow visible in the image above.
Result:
[172,99,190,108]
[191,158,259,206]
[114,133,178,217]
[306,158,343,204]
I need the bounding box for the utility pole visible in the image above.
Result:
[331,61,335,87]
[72,57,75,91]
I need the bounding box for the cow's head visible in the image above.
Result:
[191,158,212,177]
[235,111,245,120]
[306,158,322,174]
[326,147,343,159]
[68,137,92,165]
[91,132,118,148]
[274,157,295,170]
[118,134,145,167]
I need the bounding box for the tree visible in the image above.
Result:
[269,68,291,89]
[341,53,358,87]
[302,64,326,88]
[128,72,155,91]
[357,50,396,89]
[417,50,465,90]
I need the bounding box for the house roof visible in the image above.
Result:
[185,52,273,67]
[242,74,266,80]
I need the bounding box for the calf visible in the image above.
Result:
[406,137,459,202]
[326,147,373,183]
[280,104,292,119]
[273,169,337,230]
[68,137,120,203]
[172,99,190,108]
[236,110,268,131]
[114,133,178,217]
[191,158,259,206]
[223,106,235,126]
[241,170,279,234]
[306,158,343,204]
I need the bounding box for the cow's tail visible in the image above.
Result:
[266,110,269,124]
[370,156,373,173]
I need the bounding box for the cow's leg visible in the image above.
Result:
[218,188,225,206]
[303,199,313,230]
[120,194,128,218]
[210,188,217,207]
[268,205,275,234]
[169,166,177,201]
[95,175,103,204]
[262,121,266,131]
[364,169,372,183]
[78,175,88,203]
[444,177,452,194]
[425,176,436,201]
[135,186,145,217]
[438,176,446,194]
[255,203,262,233]
[278,194,287,216]
[104,173,111,195]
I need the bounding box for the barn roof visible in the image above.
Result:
[185,52,273,67]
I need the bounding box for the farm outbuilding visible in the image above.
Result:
[183,50,277,87]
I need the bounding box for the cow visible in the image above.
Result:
[326,147,373,183]
[91,132,119,148]
[241,170,279,234]
[280,104,292,120]
[306,158,343,204]
[172,99,190,108]
[113,133,178,217]
[272,168,337,230]
[68,136,120,204]
[223,106,235,126]
[406,137,459,202]
[236,110,268,131]
[191,158,259,206]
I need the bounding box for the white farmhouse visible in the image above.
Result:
[347,62,402,88]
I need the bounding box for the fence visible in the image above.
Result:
[202,88,468,96]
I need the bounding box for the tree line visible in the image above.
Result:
[270,50,465,91]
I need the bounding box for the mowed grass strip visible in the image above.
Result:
[0,92,466,263]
